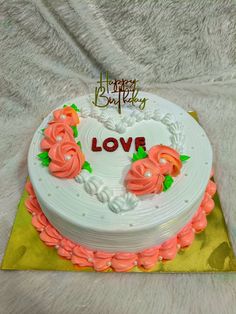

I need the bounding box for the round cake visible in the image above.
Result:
[26,92,216,271]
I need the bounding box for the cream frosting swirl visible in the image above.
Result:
[49,141,85,178]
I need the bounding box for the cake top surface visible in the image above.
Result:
[28,92,212,234]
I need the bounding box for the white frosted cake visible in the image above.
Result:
[26,92,216,271]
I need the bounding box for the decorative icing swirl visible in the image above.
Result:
[144,109,154,120]
[98,111,110,123]
[91,107,101,119]
[108,193,139,214]
[115,121,127,134]
[76,171,114,203]
[97,186,113,203]
[84,176,104,195]
[161,113,174,126]
[148,145,182,177]
[40,123,74,150]
[152,109,161,121]
[121,115,136,127]
[125,158,165,196]
[132,110,144,122]
[49,141,85,178]
[80,106,91,118]
[105,119,116,131]
[50,107,80,126]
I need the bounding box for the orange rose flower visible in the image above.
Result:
[41,123,74,150]
[125,158,164,196]
[48,141,85,178]
[50,107,80,126]
[148,145,182,177]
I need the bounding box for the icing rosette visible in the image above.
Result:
[50,107,80,126]
[40,225,62,246]
[192,206,207,232]
[148,145,182,176]
[138,246,159,269]
[41,123,74,150]
[159,237,178,260]
[57,239,76,259]
[125,158,165,196]
[93,251,115,271]
[48,141,85,178]
[25,195,41,216]
[111,253,138,272]
[177,222,195,248]
[71,246,94,267]
[32,212,49,232]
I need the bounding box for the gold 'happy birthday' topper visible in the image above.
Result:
[92,72,148,114]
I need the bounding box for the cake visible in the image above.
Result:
[26,92,216,272]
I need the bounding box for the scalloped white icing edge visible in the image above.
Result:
[75,104,185,214]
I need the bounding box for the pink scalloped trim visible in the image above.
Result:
[25,173,216,272]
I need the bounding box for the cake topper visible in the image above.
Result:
[92,72,148,114]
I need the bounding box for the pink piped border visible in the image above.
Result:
[25,175,216,272]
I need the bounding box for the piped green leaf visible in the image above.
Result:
[63,104,80,112]
[132,146,148,162]
[37,151,49,160]
[82,161,92,173]
[41,158,50,167]
[37,151,51,167]
[180,155,190,162]
[41,128,45,134]
[77,141,82,148]
[163,175,174,192]
[71,125,78,137]
[70,104,80,112]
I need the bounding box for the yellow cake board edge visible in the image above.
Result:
[1,111,236,273]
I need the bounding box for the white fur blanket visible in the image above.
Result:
[1,1,236,313]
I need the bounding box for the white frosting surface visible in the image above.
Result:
[28,92,212,252]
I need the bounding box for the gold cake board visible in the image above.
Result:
[1,112,236,272]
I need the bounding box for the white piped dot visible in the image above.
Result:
[60,114,66,120]
[106,261,112,267]
[88,257,93,263]
[177,243,181,249]
[56,135,63,142]
[144,170,152,178]
[159,256,163,261]
[55,245,59,249]
[64,155,72,161]
[192,228,196,233]
[40,228,44,232]
[134,260,138,266]
[159,158,167,164]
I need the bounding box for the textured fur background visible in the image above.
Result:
[1,1,236,313]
